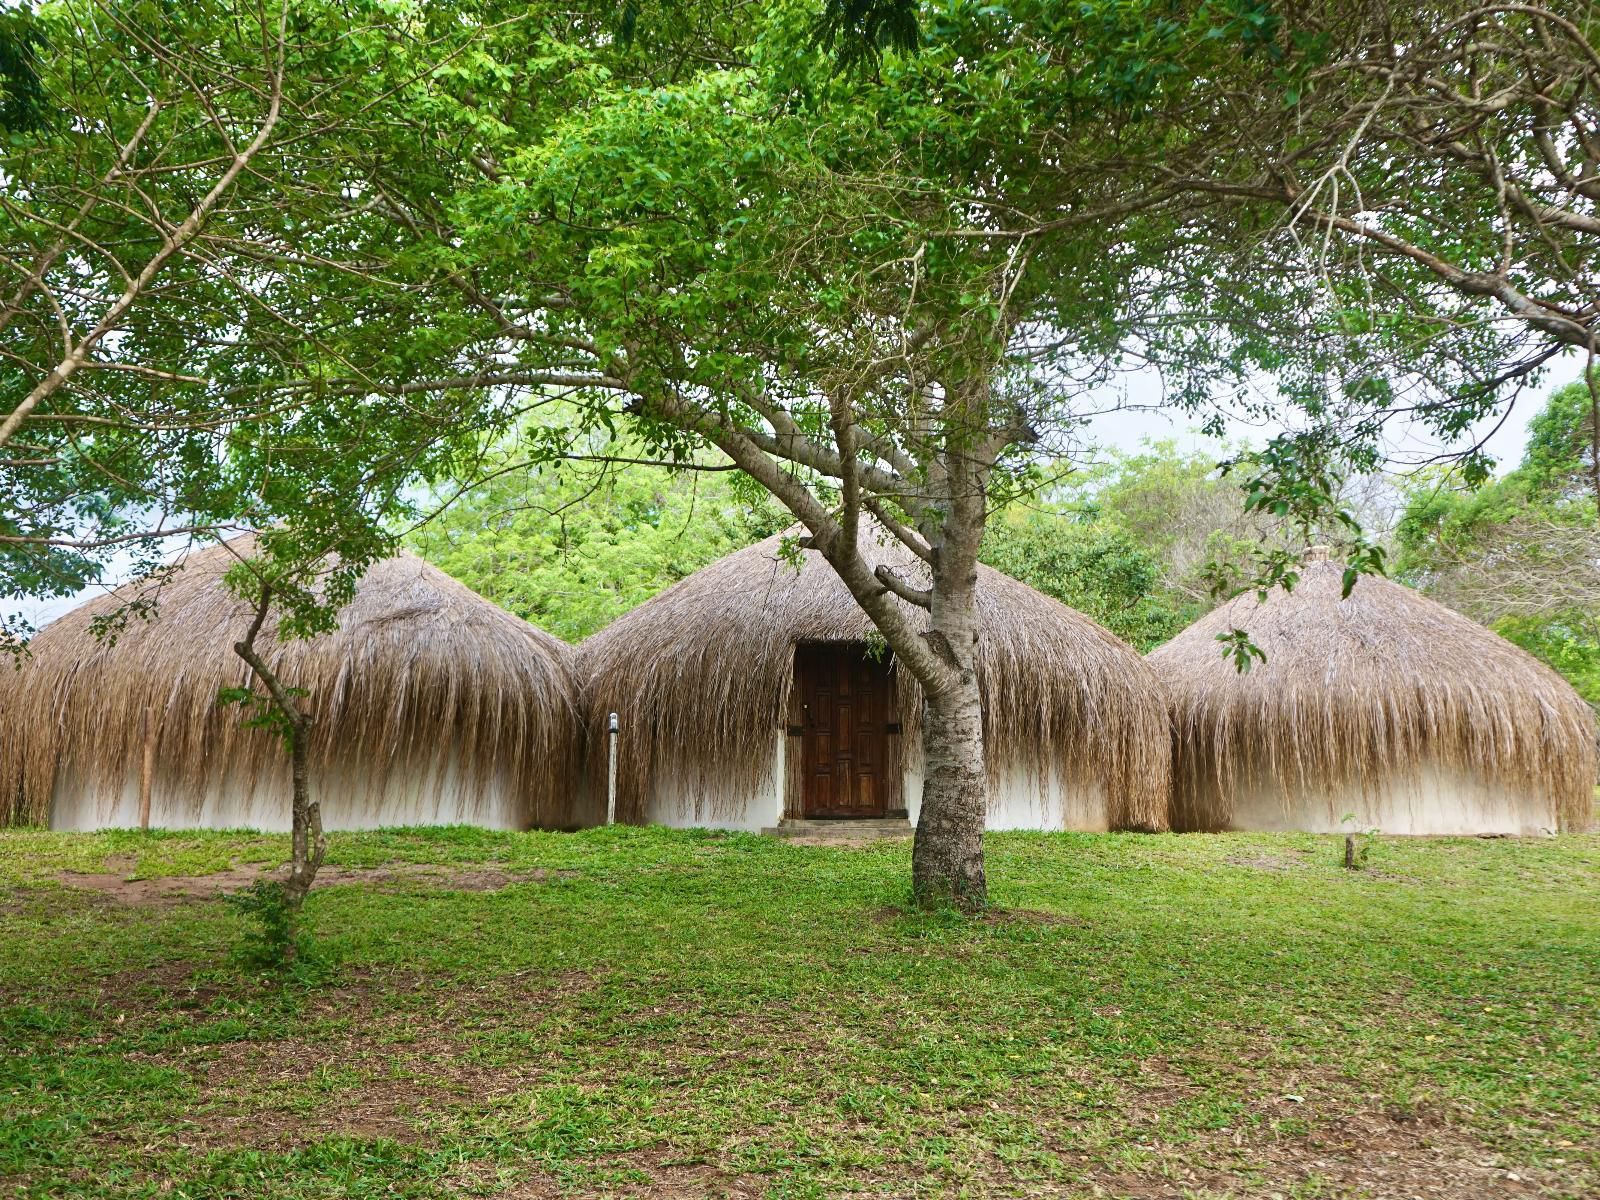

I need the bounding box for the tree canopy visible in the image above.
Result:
[0,0,586,641]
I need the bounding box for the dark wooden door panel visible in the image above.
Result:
[797,644,891,819]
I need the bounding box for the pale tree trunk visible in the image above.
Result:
[910,444,991,911]
[232,584,324,914]
[914,669,988,908]
[643,372,1012,911]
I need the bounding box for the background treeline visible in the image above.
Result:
[1393,383,1600,706]
[411,383,1599,706]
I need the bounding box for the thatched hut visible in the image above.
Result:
[579,528,1171,831]
[1147,550,1597,835]
[0,537,582,832]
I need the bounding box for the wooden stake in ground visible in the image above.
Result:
[138,711,156,831]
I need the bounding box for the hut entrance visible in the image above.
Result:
[794,643,894,819]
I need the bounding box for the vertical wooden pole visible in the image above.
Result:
[138,711,156,830]
[604,713,617,825]
[606,712,618,826]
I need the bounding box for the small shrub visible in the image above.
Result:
[1340,815,1379,870]
[224,880,316,970]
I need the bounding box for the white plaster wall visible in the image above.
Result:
[641,730,787,831]
[641,729,1112,833]
[1224,762,1559,836]
[903,761,1112,831]
[48,749,526,833]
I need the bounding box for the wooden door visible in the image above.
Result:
[796,644,892,819]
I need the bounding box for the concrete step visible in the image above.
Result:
[762,818,914,841]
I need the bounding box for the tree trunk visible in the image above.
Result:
[232,583,323,915]
[913,670,988,910]
[280,723,324,911]
[910,494,989,912]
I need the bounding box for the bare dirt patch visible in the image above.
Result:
[52,862,567,906]
[1077,1059,1589,1200]
[1088,1105,1575,1199]
[120,968,601,1152]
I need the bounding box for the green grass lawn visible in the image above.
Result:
[1,826,1597,1199]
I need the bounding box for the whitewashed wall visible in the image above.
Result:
[640,730,1114,832]
[1222,762,1559,836]
[903,759,1112,832]
[642,731,788,831]
[48,750,526,832]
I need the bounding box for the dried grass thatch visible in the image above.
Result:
[579,526,1171,829]
[0,536,582,830]
[1147,556,1598,832]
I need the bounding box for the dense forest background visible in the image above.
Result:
[410,381,1600,707]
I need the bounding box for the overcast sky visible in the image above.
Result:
[1078,355,1586,472]
[13,356,1585,631]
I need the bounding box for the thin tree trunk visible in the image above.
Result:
[280,720,322,910]
[232,583,323,913]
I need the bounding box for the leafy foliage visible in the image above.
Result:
[0,6,45,133]
[410,437,784,641]
[1522,382,1600,503]
[979,511,1189,651]
[1215,627,1267,674]
[811,0,919,74]
[809,1,1600,605]
[223,879,319,971]
[0,0,559,643]
[1494,613,1600,708]
[976,441,1316,651]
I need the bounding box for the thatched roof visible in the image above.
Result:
[1146,557,1598,831]
[579,526,1171,828]
[0,537,581,828]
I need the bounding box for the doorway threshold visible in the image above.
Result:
[761,817,914,843]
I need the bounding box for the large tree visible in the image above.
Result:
[468,0,1600,905]
[366,0,1336,908]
